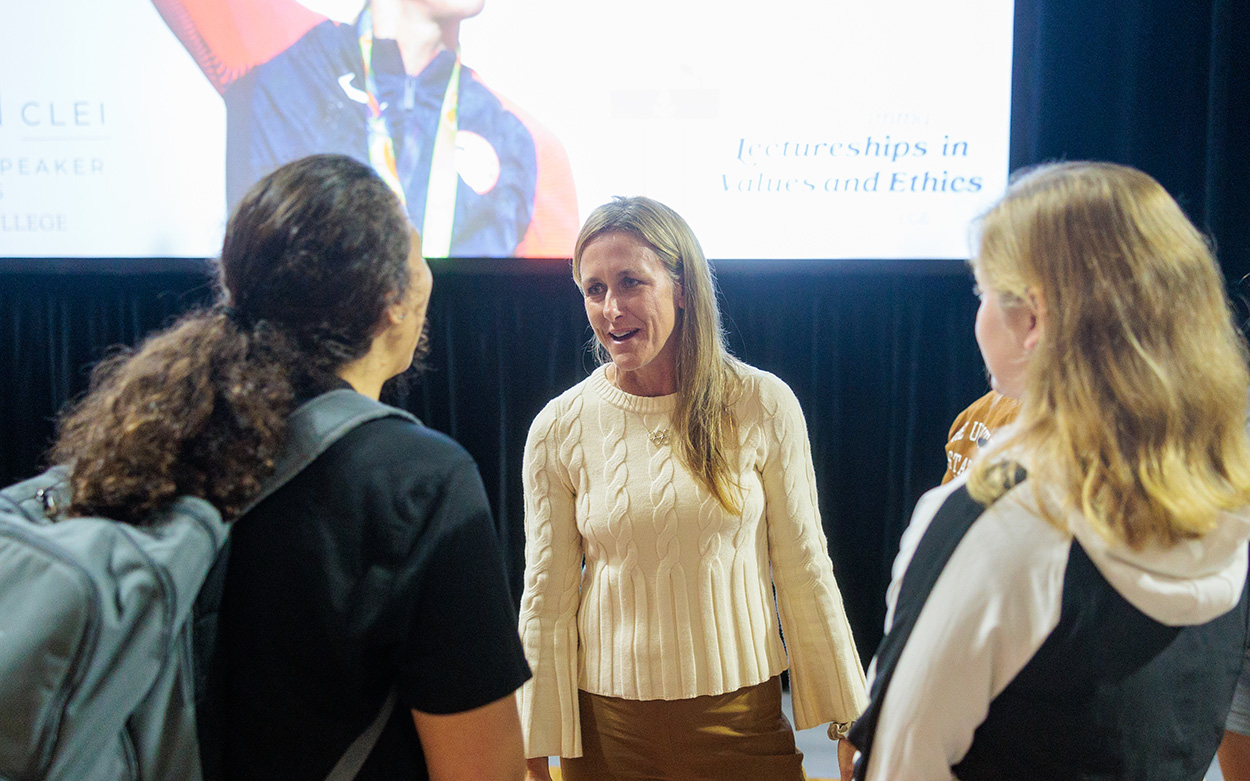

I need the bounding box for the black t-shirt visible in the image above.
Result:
[218,413,531,779]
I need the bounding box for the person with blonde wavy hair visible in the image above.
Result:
[847,161,1250,781]
[517,196,867,780]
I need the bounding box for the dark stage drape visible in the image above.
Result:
[2,0,1247,661]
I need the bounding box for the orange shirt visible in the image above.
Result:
[941,390,1022,484]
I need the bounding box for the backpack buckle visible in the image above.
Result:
[35,487,59,517]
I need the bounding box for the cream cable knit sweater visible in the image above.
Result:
[517,364,868,758]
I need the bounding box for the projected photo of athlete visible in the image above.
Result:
[153,0,578,258]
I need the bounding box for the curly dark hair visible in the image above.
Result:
[51,154,412,524]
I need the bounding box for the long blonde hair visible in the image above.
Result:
[968,161,1250,547]
[573,196,745,512]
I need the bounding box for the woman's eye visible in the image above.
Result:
[585,283,605,297]
[623,277,640,288]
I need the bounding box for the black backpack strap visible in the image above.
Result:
[849,466,1026,780]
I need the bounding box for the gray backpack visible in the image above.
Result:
[0,389,415,781]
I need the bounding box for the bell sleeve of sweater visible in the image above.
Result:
[758,374,869,730]
[516,396,586,758]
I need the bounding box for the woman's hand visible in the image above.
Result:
[525,757,554,781]
[838,737,858,781]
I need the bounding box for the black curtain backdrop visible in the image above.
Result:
[2,0,1247,662]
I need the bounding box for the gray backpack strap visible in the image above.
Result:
[0,464,72,524]
[323,689,399,781]
[239,389,419,517]
[234,390,414,779]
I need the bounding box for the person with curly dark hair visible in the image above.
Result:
[50,153,530,780]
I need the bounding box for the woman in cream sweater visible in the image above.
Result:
[517,195,867,780]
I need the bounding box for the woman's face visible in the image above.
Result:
[391,228,434,377]
[578,232,685,396]
[973,265,1037,399]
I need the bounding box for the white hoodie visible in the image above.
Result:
[861,473,1250,781]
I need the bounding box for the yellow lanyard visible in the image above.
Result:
[358,8,461,257]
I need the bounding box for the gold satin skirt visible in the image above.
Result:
[560,675,806,781]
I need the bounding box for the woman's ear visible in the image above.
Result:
[376,299,407,336]
[676,279,686,310]
[1022,287,1046,352]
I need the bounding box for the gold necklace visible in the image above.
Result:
[608,365,672,446]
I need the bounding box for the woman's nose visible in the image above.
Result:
[603,290,622,319]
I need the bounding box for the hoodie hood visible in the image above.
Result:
[992,428,1250,627]
[1066,501,1250,627]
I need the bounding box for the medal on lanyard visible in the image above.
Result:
[357,8,462,257]
[421,51,461,258]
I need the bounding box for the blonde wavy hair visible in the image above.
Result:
[968,161,1250,547]
[573,196,745,512]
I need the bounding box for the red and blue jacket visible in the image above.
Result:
[153,0,578,258]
